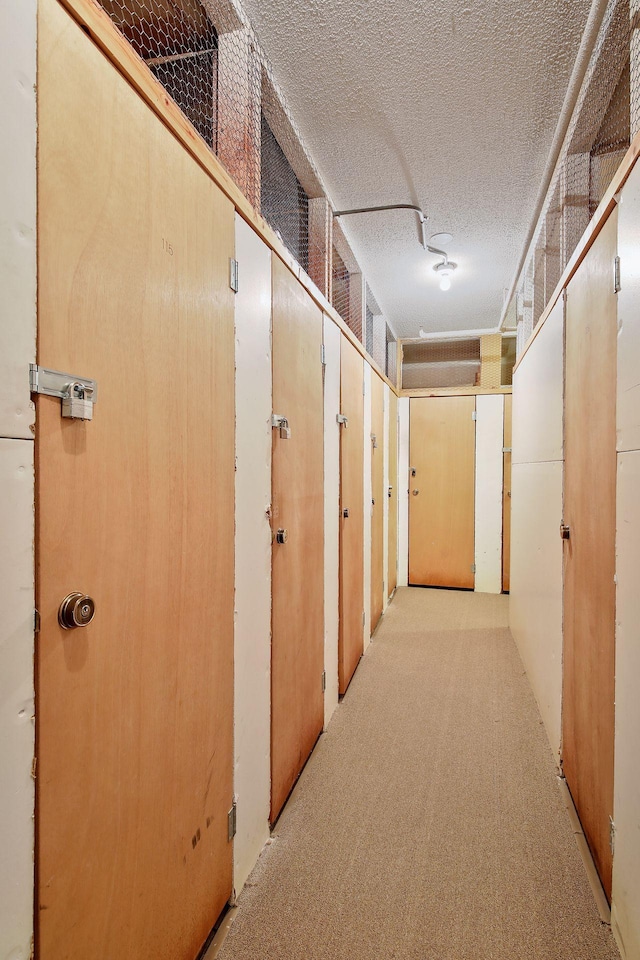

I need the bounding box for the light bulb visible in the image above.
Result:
[439,275,452,291]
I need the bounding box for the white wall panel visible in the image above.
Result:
[363,364,372,648]
[617,161,640,454]
[611,448,640,960]
[0,0,37,439]
[509,459,563,758]
[512,297,564,465]
[397,398,409,587]
[323,317,340,727]
[0,439,35,960]
[382,384,390,608]
[474,394,504,594]
[233,216,271,895]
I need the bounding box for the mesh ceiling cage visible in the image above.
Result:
[401,339,482,391]
[509,0,633,356]
[93,0,397,376]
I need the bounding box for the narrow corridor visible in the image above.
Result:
[216,588,619,960]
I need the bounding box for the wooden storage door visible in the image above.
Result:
[502,394,512,592]
[36,3,235,958]
[338,337,364,695]
[271,255,324,821]
[562,211,617,899]
[370,373,385,631]
[388,390,398,597]
[409,396,476,588]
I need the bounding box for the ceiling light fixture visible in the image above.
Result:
[433,259,457,292]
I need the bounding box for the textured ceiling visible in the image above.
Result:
[242,0,593,337]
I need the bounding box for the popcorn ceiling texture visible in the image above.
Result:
[239,0,593,337]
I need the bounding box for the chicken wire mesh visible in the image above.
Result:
[401,339,482,391]
[509,0,633,354]
[94,0,393,361]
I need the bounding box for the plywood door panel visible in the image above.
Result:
[338,337,364,695]
[271,255,324,821]
[502,394,512,592]
[37,3,235,958]
[370,373,385,630]
[409,397,476,588]
[563,210,617,900]
[388,390,398,597]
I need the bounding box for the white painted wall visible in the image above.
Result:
[397,398,409,587]
[474,395,504,594]
[233,216,272,896]
[382,384,390,608]
[1,2,36,956]
[363,364,372,648]
[613,450,640,960]
[323,317,340,727]
[611,164,640,960]
[509,296,564,759]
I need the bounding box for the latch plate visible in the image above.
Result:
[30,364,97,421]
[229,258,239,293]
[614,256,621,294]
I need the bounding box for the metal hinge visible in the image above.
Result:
[34,610,40,634]
[609,816,615,854]
[30,364,97,421]
[471,411,477,421]
[614,256,621,294]
[322,670,326,692]
[229,258,239,293]
[227,801,237,841]
[321,344,326,365]
[471,563,476,573]
[362,611,366,626]
[503,447,512,453]
[363,379,366,395]
[336,413,348,427]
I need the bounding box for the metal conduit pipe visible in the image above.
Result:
[498,0,612,330]
[332,204,442,256]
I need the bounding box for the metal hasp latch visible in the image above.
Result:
[560,522,571,541]
[271,414,291,439]
[371,433,378,449]
[30,364,97,421]
[336,414,348,427]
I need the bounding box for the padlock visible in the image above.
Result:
[280,418,291,440]
[343,508,350,518]
[62,382,94,421]
[276,528,288,544]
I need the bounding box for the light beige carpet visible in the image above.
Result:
[218,587,620,960]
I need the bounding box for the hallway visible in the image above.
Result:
[217,588,619,960]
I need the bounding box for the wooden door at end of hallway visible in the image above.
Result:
[370,373,385,631]
[37,4,235,958]
[409,396,476,589]
[338,337,364,695]
[562,210,617,901]
[388,390,398,598]
[271,255,325,822]
[502,394,512,592]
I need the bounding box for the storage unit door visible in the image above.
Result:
[370,373,385,630]
[562,210,617,900]
[270,255,324,822]
[388,390,398,597]
[36,3,235,958]
[409,396,476,589]
[502,394,513,592]
[338,337,364,695]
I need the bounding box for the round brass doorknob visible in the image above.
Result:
[412,489,419,496]
[58,592,96,630]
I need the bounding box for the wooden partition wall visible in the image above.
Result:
[36,2,235,956]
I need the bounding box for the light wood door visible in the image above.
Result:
[388,390,398,597]
[370,373,385,631]
[409,397,476,588]
[271,255,324,821]
[338,337,364,695]
[502,394,512,592]
[36,4,235,958]
[562,211,617,900]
